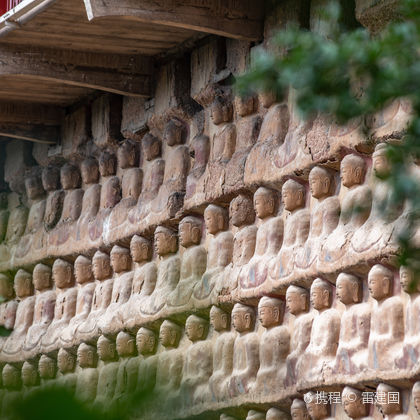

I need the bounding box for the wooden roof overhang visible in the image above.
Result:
[0,0,264,143]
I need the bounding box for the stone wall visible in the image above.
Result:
[0,1,419,419]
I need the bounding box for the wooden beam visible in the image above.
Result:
[0,44,154,97]
[83,0,264,41]
[0,102,62,144]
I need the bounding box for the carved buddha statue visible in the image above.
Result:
[285,285,313,386]
[76,250,113,343]
[254,297,290,396]
[42,166,64,231]
[304,391,334,419]
[2,269,35,361]
[1,364,22,417]
[240,187,283,292]
[155,320,183,404]
[368,265,404,371]
[375,383,410,419]
[168,216,206,308]
[229,303,259,397]
[225,197,256,295]
[41,259,77,353]
[97,245,133,335]
[296,166,340,271]
[94,335,118,411]
[266,407,290,420]
[23,169,46,236]
[185,134,210,202]
[193,204,233,307]
[413,381,420,416]
[56,348,77,393]
[297,279,340,383]
[24,263,56,358]
[322,154,372,264]
[75,343,99,404]
[144,226,179,315]
[351,143,404,253]
[38,354,57,388]
[181,315,212,406]
[22,360,40,398]
[5,197,28,244]
[123,235,156,329]
[118,139,138,170]
[291,398,310,420]
[270,179,310,283]
[397,265,420,370]
[342,386,372,420]
[208,306,234,402]
[99,151,117,178]
[246,410,266,420]
[0,273,17,350]
[60,255,96,348]
[334,273,371,375]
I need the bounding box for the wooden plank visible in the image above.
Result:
[0,123,60,144]
[0,101,63,125]
[83,0,264,41]
[0,44,154,96]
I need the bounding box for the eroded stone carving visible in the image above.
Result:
[0,193,9,242]
[304,391,334,419]
[39,354,57,387]
[291,398,310,420]
[57,348,77,393]
[42,166,64,231]
[75,342,99,404]
[341,386,372,419]
[22,360,39,397]
[1,364,22,417]
[229,303,259,396]
[375,383,409,419]
[367,264,403,371]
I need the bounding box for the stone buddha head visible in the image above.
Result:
[309,166,333,200]
[232,303,256,333]
[230,194,255,228]
[254,187,277,220]
[375,383,403,415]
[154,226,178,257]
[118,139,138,169]
[372,143,391,178]
[164,118,187,147]
[142,133,161,161]
[234,95,256,118]
[185,315,208,343]
[305,391,331,419]
[130,235,152,264]
[77,343,98,368]
[25,171,45,200]
[179,216,202,248]
[189,134,210,170]
[57,348,76,374]
[97,335,117,362]
[159,320,182,349]
[258,296,284,329]
[266,407,289,420]
[80,157,99,185]
[400,265,420,294]
[74,256,94,285]
[136,327,157,356]
[22,361,39,387]
[286,285,309,316]
[336,273,362,305]
[52,259,74,289]
[0,273,14,300]
[60,164,81,190]
[116,331,136,358]
[38,354,56,380]
[210,305,230,333]
[340,154,366,188]
[246,410,265,420]
[14,269,33,299]
[368,264,393,301]
[42,166,60,192]
[310,278,333,311]
[413,381,420,415]
[99,151,117,177]
[258,90,277,109]
[342,386,369,419]
[211,94,233,125]
[204,204,228,235]
[3,364,21,390]
[92,250,112,281]
[110,245,132,274]
[121,168,142,200]
[291,398,310,420]
[33,263,52,292]
[282,179,306,212]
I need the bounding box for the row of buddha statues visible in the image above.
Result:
[0,305,419,419]
[0,258,419,389]
[1,141,415,292]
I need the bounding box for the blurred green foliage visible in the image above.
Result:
[237,0,420,275]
